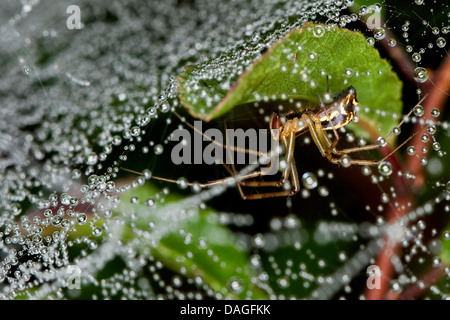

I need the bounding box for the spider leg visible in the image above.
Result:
[331,95,430,158]
[238,131,300,199]
[330,123,427,166]
[303,112,333,157]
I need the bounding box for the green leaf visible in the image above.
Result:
[117,183,268,299]
[179,23,402,139]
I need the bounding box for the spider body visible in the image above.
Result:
[270,86,357,141]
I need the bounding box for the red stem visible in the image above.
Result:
[378,29,416,84]
[363,36,450,298]
[406,53,450,191]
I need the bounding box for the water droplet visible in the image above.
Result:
[190,183,202,193]
[413,67,428,83]
[277,276,290,288]
[86,153,98,165]
[130,126,141,137]
[77,213,87,225]
[432,142,441,151]
[106,181,115,192]
[23,66,30,76]
[430,108,440,117]
[323,92,333,103]
[93,227,102,237]
[412,53,421,62]
[227,278,243,294]
[380,193,390,203]
[436,37,446,48]
[253,234,265,248]
[373,3,382,12]
[308,52,317,60]
[10,204,22,216]
[415,0,423,4]
[419,157,428,166]
[367,37,375,46]
[142,169,152,180]
[413,105,424,117]
[172,275,183,288]
[427,125,436,135]
[118,93,127,101]
[392,127,401,136]
[373,28,386,40]
[301,172,318,189]
[313,25,325,37]
[407,146,416,155]
[251,34,260,42]
[160,103,170,113]
[344,68,353,77]
[130,196,139,204]
[282,180,292,191]
[432,27,439,35]
[361,166,371,176]
[340,155,351,167]
[432,257,441,267]
[318,186,329,197]
[377,137,387,147]
[176,177,189,189]
[51,215,62,226]
[388,39,397,47]
[60,193,71,205]
[390,280,402,293]
[406,45,413,53]
[70,197,78,206]
[421,134,429,142]
[154,144,164,155]
[250,254,262,268]
[359,5,369,16]
[378,161,393,176]
[338,251,347,262]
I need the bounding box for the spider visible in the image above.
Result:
[124,85,427,200]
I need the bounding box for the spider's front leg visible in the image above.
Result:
[304,112,380,166]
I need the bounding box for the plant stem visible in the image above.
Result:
[364,197,411,300]
[406,52,450,191]
[364,41,450,298]
[378,28,416,84]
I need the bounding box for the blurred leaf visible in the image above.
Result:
[179,23,402,139]
[117,183,269,299]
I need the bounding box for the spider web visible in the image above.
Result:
[0,0,449,300]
